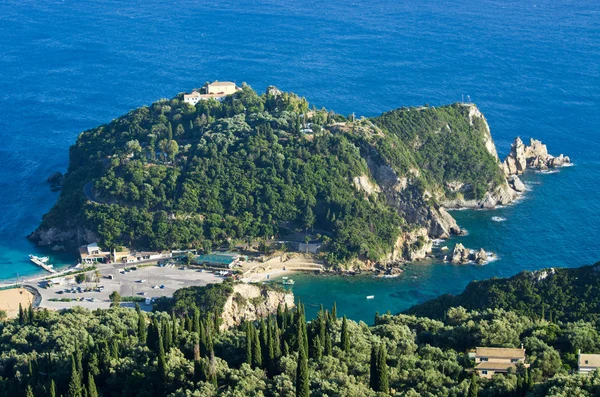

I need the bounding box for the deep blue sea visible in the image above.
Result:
[1,0,599,322]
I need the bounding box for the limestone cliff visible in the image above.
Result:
[220,283,294,330]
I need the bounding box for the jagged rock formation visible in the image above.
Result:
[449,243,488,265]
[220,283,294,330]
[502,137,570,175]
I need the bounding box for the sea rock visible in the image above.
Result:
[451,243,470,264]
[220,283,294,330]
[450,244,488,264]
[474,248,488,264]
[503,137,570,176]
[46,171,64,191]
[508,175,526,192]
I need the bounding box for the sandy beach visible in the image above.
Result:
[0,288,34,318]
[240,254,324,283]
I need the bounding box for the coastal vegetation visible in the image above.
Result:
[32,84,507,266]
[4,264,600,396]
[406,263,600,323]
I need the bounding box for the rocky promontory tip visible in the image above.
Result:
[502,137,570,176]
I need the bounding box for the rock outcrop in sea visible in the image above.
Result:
[449,243,488,265]
[502,137,571,175]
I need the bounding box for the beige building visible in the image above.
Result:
[79,243,110,264]
[474,346,528,378]
[578,351,600,374]
[183,81,240,105]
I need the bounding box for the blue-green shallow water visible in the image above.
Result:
[1,1,599,321]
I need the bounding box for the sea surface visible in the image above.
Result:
[0,0,598,322]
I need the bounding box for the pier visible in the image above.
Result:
[29,257,56,273]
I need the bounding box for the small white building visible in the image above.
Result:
[578,351,600,374]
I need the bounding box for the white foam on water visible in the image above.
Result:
[492,216,507,222]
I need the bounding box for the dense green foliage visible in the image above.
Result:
[37,85,506,264]
[373,105,505,200]
[5,266,600,396]
[406,263,600,323]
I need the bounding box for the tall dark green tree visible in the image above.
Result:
[251,325,262,368]
[295,326,310,397]
[87,373,99,397]
[136,304,147,345]
[340,316,350,353]
[245,323,253,365]
[67,355,82,397]
[468,372,478,397]
[377,344,389,393]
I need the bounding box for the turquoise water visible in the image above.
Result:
[1,1,599,321]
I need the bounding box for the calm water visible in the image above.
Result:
[0,0,598,321]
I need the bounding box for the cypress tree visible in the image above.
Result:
[340,316,350,353]
[283,341,290,357]
[190,335,199,363]
[193,308,200,335]
[136,304,147,345]
[167,122,173,142]
[67,355,82,397]
[283,303,289,329]
[374,311,380,325]
[25,385,34,397]
[163,321,172,352]
[110,339,119,360]
[324,331,332,356]
[171,311,178,342]
[467,372,478,397]
[157,333,167,393]
[185,313,192,332]
[18,303,24,324]
[245,323,253,365]
[295,326,310,397]
[312,335,322,360]
[49,379,57,397]
[87,373,98,397]
[276,304,284,329]
[369,345,378,391]
[252,325,262,368]
[377,344,389,393]
[273,320,282,359]
[213,310,220,334]
[27,304,34,323]
[199,321,207,356]
[87,352,99,377]
[526,367,534,391]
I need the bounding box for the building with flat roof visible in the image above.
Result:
[474,346,528,378]
[79,243,109,264]
[578,351,600,374]
[195,252,247,268]
[183,81,240,105]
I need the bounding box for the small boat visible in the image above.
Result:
[366,295,375,300]
[282,279,295,285]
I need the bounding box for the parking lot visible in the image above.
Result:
[28,262,223,311]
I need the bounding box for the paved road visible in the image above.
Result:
[83,181,103,204]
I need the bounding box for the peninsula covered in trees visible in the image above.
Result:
[3,263,600,396]
[30,83,517,268]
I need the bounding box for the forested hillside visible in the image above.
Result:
[31,84,508,265]
[3,274,600,397]
[405,263,600,323]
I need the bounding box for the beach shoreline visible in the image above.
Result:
[0,287,34,318]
